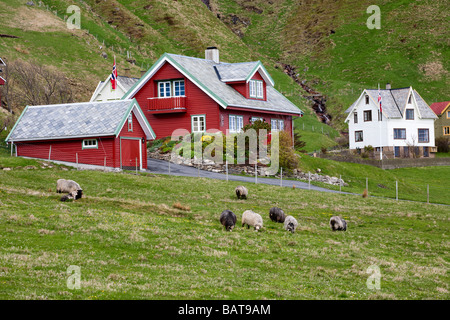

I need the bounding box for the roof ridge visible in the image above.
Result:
[27,99,132,109]
[389,90,403,117]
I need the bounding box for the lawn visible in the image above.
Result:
[0,150,448,300]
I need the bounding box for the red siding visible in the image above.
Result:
[133,62,220,138]
[15,112,149,169]
[220,108,293,139]
[228,82,247,98]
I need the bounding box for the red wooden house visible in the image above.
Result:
[5,99,155,170]
[122,48,303,139]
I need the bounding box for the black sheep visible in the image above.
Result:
[220,210,237,231]
[269,207,286,223]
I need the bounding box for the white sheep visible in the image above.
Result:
[284,215,298,233]
[241,210,263,231]
[56,179,83,199]
[235,186,248,200]
[329,216,347,231]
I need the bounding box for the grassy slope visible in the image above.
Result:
[0,149,449,299]
[212,0,449,131]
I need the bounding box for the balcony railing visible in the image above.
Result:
[147,96,187,113]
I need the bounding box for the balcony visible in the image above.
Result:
[147,96,187,114]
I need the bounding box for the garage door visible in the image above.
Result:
[121,139,141,170]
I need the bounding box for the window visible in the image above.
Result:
[173,80,185,97]
[394,146,400,158]
[365,95,369,105]
[229,115,243,133]
[251,117,263,123]
[406,109,414,120]
[408,95,412,104]
[393,128,406,140]
[191,115,205,133]
[403,146,409,158]
[444,126,450,136]
[354,112,358,124]
[249,80,263,99]
[271,119,285,132]
[158,81,171,97]
[355,131,363,142]
[423,147,429,158]
[271,119,278,131]
[158,80,185,97]
[418,129,429,143]
[82,139,98,149]
[363,110,372,122]
[127,114,133,132]
[447,110,450,119]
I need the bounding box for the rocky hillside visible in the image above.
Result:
[0,0,448,133]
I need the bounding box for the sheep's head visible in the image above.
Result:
[255,225,261,231]
[287,222,295,233]
[227,225,234,232]
[76,190,83,200]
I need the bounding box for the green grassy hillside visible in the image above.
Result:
[0,149,449,299]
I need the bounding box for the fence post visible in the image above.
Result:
[76,153,78,170]
[10,142,13,157]
[339,174,342,192]
[366,177,369,193]
[396,181,398,201]
[226,160,228,182]
[104,157,106,172]
[168,160,171,174]
[255,163,257,184]
[48,145,52,160]
[427,184,429,204]
[308,172,311,190]
[280,167,283,187]
[136,158,138,175]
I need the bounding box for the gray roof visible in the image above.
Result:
[165,54,302,115]
[215,62,259,82]
[7,100,138,142]
[346,87,437,119]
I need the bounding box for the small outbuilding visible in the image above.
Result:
[6,99,155,170]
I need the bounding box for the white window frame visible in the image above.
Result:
[355,131,363,142]
[249,80,257,98]
[127,113,133,132]
[229,115,243,133]
[158,81,171,98]
[191,115,206,133]
[279,119,284,131]
[173,80,185,97]
[82,139,98,149]
[271,119,278,131]
[251,117,263,123]
[256,81,264,99]
[406,109,414,120]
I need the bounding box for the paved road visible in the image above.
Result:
[147,158,347,194]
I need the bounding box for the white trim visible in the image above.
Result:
[246,65,275,87]
[0,75,6,83]
[116,103,155,140]
[89,75,128,102]
[123,56,228,109]
[0,57,5,66]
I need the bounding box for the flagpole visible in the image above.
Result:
[378,83,383,161]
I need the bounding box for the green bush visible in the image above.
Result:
[436,136,450,153]
[279,131,299,170]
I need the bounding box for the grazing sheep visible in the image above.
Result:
[56,179,83,199]
[241,210,263,231]
[235,186,248,200]
[284,215,298,233]
[329,216,347,231]
[269,207,286,223]
[220,210,237,231]
[60,190,78,202]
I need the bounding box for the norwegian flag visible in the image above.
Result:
[378,88,382,114]
[111,57,117,90]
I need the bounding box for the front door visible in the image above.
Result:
[121,138,141,170]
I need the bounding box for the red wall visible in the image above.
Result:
[133,62,221,138]
[15,112,148,169]
[220,108,293,138]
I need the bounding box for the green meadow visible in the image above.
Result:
[0,149,448,300]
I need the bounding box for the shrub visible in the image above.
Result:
[278,131,299,170]
[436,136,450,153]
[293,132,306,152]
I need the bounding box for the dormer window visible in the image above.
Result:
[365,95,369,104]
[249,80,264,99]
[406,109,414,120]
[408,95,412,104]
[158,80,185,97]
[128,114,133,132]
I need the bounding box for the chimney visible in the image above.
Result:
[386,83,391,90]
[205,46,219,63]
[140,70,146,77]
[124,68,131,77]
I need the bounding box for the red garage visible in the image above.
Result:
[6,99,155,170]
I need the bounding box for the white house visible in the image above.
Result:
[90,75,139,102]
[345,85,437,158]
